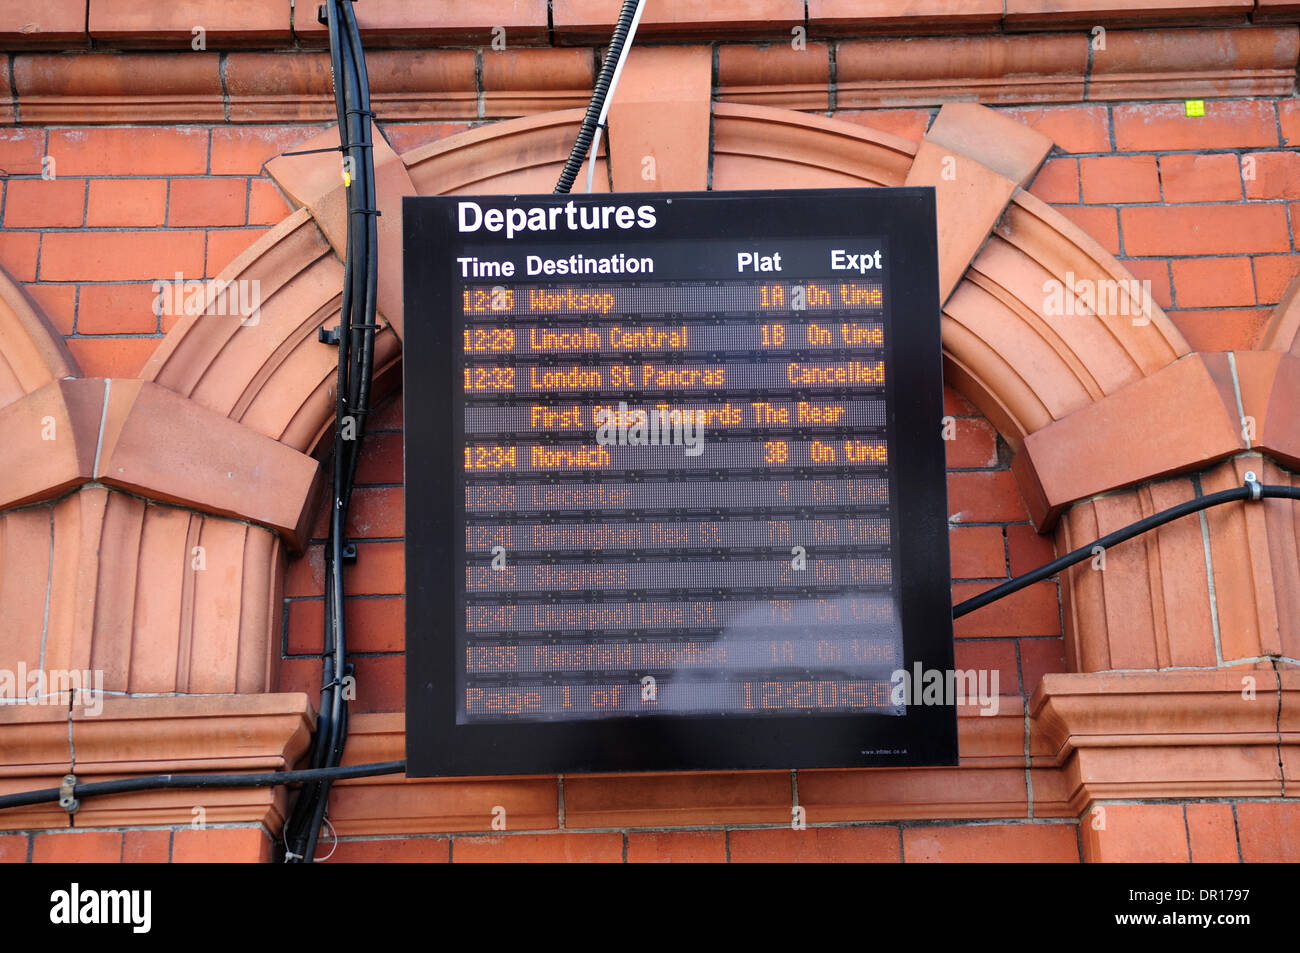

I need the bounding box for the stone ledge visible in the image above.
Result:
[1006,0,1255,29]
[88,0,292,48]
[2,26,1295,121]
[0,693,314,831]
[837,33,1089,107]
[3,674,1291,836]
[716,42,833,111]
[5,2,1297,51]
[553,0,805,43]
[0,1,87,48]
[325,704,1032,835]
[13,52,225,123]
[293,0,550,47]
[808,0,1005,33]
[835,26,1298,107]
[1086,24,1300,100]
[1030,669,1293,814]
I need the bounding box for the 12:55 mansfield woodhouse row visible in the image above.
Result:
[1,0,1300,864]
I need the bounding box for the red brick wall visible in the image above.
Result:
[3,8,1299,863]
[6,801,1298,862]
[836,100,1300,352]
[4,101,1295,377]
[0,827,274,863]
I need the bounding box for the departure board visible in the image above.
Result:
[404,188,955,777]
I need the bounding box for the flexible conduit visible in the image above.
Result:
[554,0,643,194]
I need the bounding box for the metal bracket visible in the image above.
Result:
[318,326,340,346]
[59,774,79,814]
[1244,471,1262,501]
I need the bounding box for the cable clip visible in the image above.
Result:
[1244,471,1262,501]
[59,774,79,814]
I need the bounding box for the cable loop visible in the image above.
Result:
[314,816,339,862]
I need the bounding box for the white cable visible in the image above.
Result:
[315,815,338,862]
[585,0,646,193]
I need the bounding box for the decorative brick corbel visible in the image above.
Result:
[267,121,417,339]
[0,377,322,548]
[1022,276,1300,530]
[606,46,713,192]
[904,102,1053,305]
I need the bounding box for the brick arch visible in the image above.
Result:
[705,102,1191,451]
[0,217,335,701]
[261,98,1192,466]
[138,207,402,459]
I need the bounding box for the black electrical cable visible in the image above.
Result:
[554,0,639,194]
[339,0,380,519]
[0,763,407,812]
[297,2,380,866]
[281,0,377,863]
[301,0,356,864]
[281,0,349,861]
[285,0,348,859]
[953,480,1300,618]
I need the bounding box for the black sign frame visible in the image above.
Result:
[403,187,955,777]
